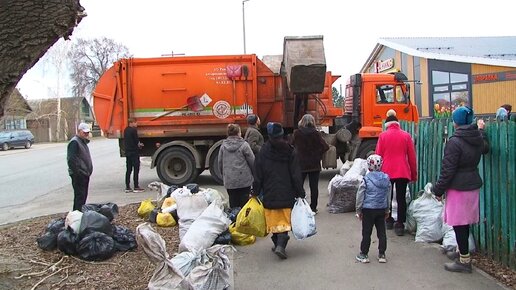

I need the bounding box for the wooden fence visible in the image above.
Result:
[399,119,516,269]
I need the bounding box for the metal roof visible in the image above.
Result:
[369,36,516,69]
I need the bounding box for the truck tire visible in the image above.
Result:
[156,147,198,186]
[357,140,377,160]
[209,147,224,185]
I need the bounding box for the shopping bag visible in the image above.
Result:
[235,197,267,237]
[229,223,256,246]
[291,198,317,240]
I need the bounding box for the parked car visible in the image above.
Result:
[0,130,35,151]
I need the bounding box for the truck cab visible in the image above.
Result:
[335,72,419,160]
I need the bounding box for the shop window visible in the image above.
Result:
[431,71,469,118]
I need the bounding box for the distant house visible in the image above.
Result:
[27,97,95,142]
[0,89,32,130]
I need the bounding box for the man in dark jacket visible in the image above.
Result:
[253,122,305,259]
[67,122,93,211]
[124,118,144,193]
[433,106,489,273]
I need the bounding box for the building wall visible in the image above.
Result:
[471,64,516,114]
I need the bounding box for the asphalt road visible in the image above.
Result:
[0,137,225,225]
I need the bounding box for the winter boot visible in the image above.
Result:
[386,217,395,230]
[444,254,472,273]
[274,233,290,259]
[446,250,459,261]
[271,234,278,252]
[394,222,405,236]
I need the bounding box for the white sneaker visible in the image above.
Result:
[378,254,387,263]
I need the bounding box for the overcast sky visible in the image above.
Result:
[17,0,515,99]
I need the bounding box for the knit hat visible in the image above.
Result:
[385,109,398,123]
[452,106,474,126]
[267,122,284,138]
[366,154,383,171]
[247,114,258,125]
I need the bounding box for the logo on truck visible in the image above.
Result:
[213,100,231,119]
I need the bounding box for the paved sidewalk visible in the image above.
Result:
[233,183,508,290]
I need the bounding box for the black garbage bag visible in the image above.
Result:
[112,225,137,251]
[46,218,65,234]
[37,231,58,251]
[213,229,232,245]
[79,211,113,238]
[57,227,79,255]
[81,203,119,222]
[225,207,241,223]
[77,231,115,261]
[166,185,179,197]
[186,183,199,193]
[148,208,160,223]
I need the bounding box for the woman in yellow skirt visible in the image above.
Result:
[252,122,305,259]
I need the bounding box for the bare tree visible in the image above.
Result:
[68,37,131,103]
[0,0,86,119]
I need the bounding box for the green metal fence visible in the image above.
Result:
[400,119,516,269]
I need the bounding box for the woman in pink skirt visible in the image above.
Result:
[433,106,489,273]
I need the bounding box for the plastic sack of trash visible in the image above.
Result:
[65,210,83,234]
[171,251,203,277]
[409,183,443,242]
[138,199,156,219]
[185,245,235,290]
[291,198,317,240]
[235,197,266,237]
[82,202,119,221]
[37,218,66,251]
[79,210,113,238]
[112,225,138,251]
[77,231,115,261]
[136,223,193,290]
[57,226,79,255]
[175,188,209,240]
[179,200,231,252]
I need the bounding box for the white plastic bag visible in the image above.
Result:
[411,183,444,242]
[291,198,317,240]
[65,210,83,234]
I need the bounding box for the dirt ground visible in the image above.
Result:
[0,203,514,290]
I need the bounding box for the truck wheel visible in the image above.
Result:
[209,147,224,185]
[156,147,198,186]
[357,140,377,160]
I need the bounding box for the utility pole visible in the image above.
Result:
[242,0,250,54]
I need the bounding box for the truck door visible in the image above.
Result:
[369,84,410,126]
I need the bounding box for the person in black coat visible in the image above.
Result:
[252,122,305,259]
[292,113,329,213]
[124,118,144,193]
[432,106,489,273]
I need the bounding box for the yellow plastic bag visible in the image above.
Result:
[156,212,177,227]
[161,197,176,209]
[137,199,155,219]
[229,223,256,246]
[235,197,266,237]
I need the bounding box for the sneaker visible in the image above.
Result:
[356,253,370,263]
[312,208,318,215]
[133,187,145,193]
[124,187,132,193]
[378,254,387,263]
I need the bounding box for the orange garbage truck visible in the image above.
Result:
[93,35,418,185]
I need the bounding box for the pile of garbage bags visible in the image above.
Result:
[36,202,137,261]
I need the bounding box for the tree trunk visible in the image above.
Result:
[0,0,85,119]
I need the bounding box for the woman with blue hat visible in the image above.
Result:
[432,106,489,273]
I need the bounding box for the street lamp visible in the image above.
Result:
[242,0,250,54]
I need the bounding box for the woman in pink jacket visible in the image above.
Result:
[375,109,417,236]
